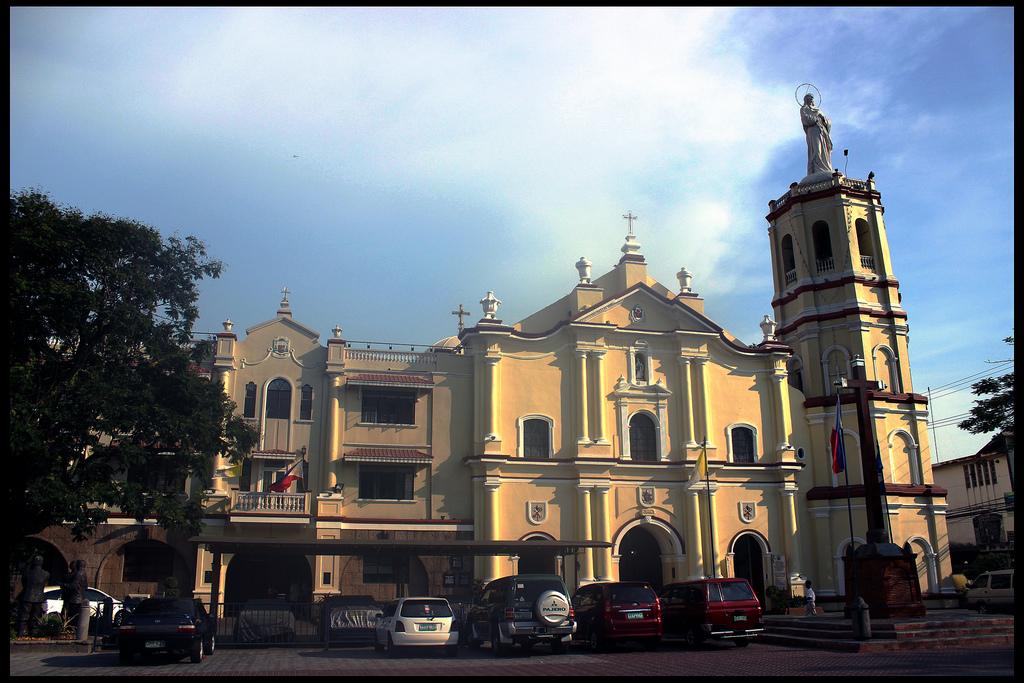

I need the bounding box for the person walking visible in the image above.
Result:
[804,580,817,616]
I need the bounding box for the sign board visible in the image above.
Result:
[771,554,788,590]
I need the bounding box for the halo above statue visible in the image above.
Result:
[795,83,822,106]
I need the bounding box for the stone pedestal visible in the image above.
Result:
[843,533,925,618]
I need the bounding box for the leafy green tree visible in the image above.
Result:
[9,189,257,560]
[958,336,1014,434]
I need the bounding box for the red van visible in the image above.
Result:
[659,578,763,647]
[571,582,662,651]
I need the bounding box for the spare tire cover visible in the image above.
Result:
[534,590,571,625]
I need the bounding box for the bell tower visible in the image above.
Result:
[766,171,914,408]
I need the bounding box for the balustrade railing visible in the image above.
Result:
[344,348,438,366]
[230,490,309,514]
[860,255,876,271]
[815,257,835,273]
[784,269,797,285]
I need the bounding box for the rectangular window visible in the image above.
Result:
[982,460,991,486]
[358,465,415,500]
[964,465,972,489]
[299,385,313,421]
[360,390,416,425]
[363,556,409,584]
[969,464,978,488]
[990,460,998,485]
[243,383,257,418]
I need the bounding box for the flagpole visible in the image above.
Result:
[835,385,859,616]
[877,441,892,544]
[703,437,717,579]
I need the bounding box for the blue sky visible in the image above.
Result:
[10,7,1013,463]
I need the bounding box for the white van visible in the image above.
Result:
[965,569,1014,613]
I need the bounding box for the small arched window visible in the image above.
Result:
[629,413,657,461]
[523,418,551,458]
[787,357,804,394]
[265,379,292,420]
[874,347,901,394]
[243,382,257,418]
[781,234,797,285]
[855,218,876,269]
[824,348,849,395]
[812,221,833,273]
[730,426,756,463]
[299,384,313,420]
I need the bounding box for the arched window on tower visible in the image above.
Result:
[823,348,850,396]
[522,418,552,458]
[874,346,902,394]
[855,218,876,272]
[812,221,834,273]
[629,413,657,462]
[730,426,757,464]
[787,357,804,394]
[781,234,797,286]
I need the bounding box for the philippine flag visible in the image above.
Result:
[830,393,846,474]
[269,460,303,492]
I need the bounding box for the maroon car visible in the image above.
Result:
[571,581,662,651]
[659,578,763,647]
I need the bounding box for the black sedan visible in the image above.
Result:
[117,598,214,664]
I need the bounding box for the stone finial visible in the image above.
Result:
[222,319,234,333]
[480,291,502,319]
[575,256,592,284]
[332,325,343,339]
[277,286,293,318]
[760,314,778,342]
[677,266,693,293]
[621,232,643,257]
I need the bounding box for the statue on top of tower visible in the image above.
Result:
[797,84,833,183]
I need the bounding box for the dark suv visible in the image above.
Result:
[660,578,763,647]
[572,581,662,651]
[466,574,576,655]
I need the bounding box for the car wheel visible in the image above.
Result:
[551,639,566,655]
[190,638,204,663]
[589,630,604,652]
[204,634,215,656]
[445,644,459,658]
[385,634,397,657]
[734,638,750,648]
[684,627,701,648]
[118,648,133,666]
[491,624,508,657]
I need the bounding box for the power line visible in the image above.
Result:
[929,360,1012,393]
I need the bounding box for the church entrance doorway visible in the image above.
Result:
[618,526,664,591]
[225,552,312,605]
[732,534,766,606]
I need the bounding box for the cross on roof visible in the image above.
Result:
[623,211,638,236]
[280,286,290,303]
[451,303,470,333]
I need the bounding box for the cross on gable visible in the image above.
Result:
[280,286,290,303]
[623,211,638,236]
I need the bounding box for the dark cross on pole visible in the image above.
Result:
[280,286,290,303]
[842,355,887,536]
[622,211,638,236]
[451,304,470,334]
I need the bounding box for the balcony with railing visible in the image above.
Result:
[860,255,876,272]
[784,269,797,285]
[229,490,311,518]
[815,257,834,274]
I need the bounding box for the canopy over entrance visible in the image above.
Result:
[191,536,611,557]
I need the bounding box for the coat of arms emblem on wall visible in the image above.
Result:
[271,336,291,356]
[527,501,547,525]
[638,486,656,507]
[739,501,756,523]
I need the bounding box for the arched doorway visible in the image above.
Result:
[518,536,557,575]
[225,552,312,604]
[618,526,664,590]
[10,538,68,600]
[731,534,767,606]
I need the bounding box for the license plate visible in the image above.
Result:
[144,640,165,648]
[734,615,747,622]
[419,623,437,632]
[626,612,643,620]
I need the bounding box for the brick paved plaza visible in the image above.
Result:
[9,641,1015,677]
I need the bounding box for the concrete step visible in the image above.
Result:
[759,632,1013,653]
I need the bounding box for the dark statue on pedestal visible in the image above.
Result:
[16,556,49,637]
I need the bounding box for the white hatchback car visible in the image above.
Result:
[374,597,459,657]
[42,586,124,623]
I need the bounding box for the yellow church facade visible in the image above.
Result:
[189,172,955,610]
